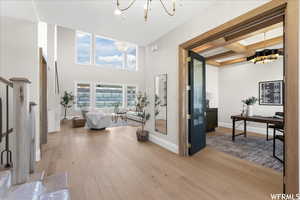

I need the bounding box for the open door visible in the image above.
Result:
[188,50,206,155]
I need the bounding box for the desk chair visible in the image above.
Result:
[266,112,284,141]
[272,124,284,163]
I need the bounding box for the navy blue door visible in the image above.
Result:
[188,51,206,155]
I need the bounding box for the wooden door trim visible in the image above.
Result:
[284,0,299,194]
[178,0,299,193]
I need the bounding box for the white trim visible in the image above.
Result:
[36,149,41,162]
[218,121,267,135]
[149,134,179,154]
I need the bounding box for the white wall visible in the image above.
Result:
[218,59,283,133]
[145,1,268,152]
[0,16,40,160]
[57,26,146,117]
[206,65,219,108]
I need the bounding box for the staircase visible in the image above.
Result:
[0,169,70,200]
[0,76,71,199]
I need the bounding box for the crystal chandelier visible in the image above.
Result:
[114,0,176,21]
[247,32,282,64]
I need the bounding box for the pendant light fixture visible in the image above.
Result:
[247,32,283,64]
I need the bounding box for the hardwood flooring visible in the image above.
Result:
[36,122,283,200]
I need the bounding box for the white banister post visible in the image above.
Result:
[10,77,31,185]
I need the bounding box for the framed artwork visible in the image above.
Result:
[259,80,283,106]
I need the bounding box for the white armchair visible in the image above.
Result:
[85,111,111,130]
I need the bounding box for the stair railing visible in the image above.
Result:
[0,77,13,168]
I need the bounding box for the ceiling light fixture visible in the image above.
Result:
[247,32,283,64]
[114,0,176,21]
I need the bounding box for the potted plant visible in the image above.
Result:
[242,96,258,117]
[60,91,75,120]
[135,92,150,142]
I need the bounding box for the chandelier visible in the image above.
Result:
[247,32,282,64]
[114,0,176,21]
[247,49,282,64]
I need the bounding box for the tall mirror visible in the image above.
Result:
[155,74,167,134]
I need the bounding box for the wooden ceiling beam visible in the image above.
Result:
[206,36,283,62]
[206,50,238,61]
[206,60,221,67]
[224,42,247,53]
[192,22,283,54]
[246,35,283,51]
[219,57,247,66]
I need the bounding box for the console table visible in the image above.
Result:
[231,115,283,141]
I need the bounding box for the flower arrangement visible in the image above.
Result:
[242,96,258,105]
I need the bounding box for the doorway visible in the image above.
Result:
[178,0,298,194]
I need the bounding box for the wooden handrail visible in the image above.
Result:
[0,77,13,87]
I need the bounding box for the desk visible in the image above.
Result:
[231,115,283,141]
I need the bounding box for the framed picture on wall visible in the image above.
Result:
[259,80,283,106]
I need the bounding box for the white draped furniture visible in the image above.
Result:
[85,111,111,130]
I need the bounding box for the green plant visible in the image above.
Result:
[242,96,258,105]
[135,92,150,132]
[114,102,121,113]
[60,91,75,119]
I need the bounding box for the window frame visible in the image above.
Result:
[75,31,93,65]
[125,85,138,108]
[74,81,93,110]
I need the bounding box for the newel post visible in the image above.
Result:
[10,78,31,185]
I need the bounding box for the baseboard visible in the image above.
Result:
[36,149,41,162]
[218,122,267,135]
[149,134,179,154]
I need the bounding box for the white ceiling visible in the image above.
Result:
[0,0,271,46]
[35,0,219,45]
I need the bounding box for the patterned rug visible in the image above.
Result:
[110,119,141,128]
[206,133,283,172]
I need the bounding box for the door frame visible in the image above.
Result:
[178,0,298,194]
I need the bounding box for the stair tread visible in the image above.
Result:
[40,189,70,200]
[6,181,45,200]
[0,170,12,198]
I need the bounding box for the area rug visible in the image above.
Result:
[206,133,283,172]
[110,119,141,128]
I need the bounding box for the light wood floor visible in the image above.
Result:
[36,122,283,200]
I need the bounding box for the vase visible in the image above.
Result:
[247,105,254,117]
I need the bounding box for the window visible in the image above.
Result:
[127,86,137,107]
[95,84,123,108]
[95,36,123,69]
[76,31,92,64]
[76,83,91,108]
[74,32,138,70]
[126,45,137,71]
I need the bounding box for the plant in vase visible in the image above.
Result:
[60,91,75,120]
[135,92,150,142]
[242,96,258,117]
